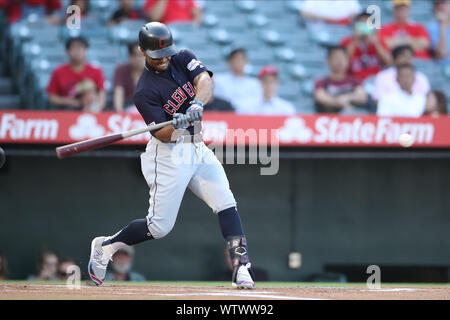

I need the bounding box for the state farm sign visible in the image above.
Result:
[278,116,435,145]
[0,111,449,148]
[0,113,59,140]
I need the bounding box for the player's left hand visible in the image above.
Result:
[186,100,203,123]
[187,100,204,111]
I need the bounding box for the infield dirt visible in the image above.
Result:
[0,282,449,300]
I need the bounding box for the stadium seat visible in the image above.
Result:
[109,19,148,44]
[289,63,309,80]
[247,13,269,29]
[62,20,109,40]
[202,13,219,28]
[256,0,288,18]
[307,23,352,46]
[234,0,256,13]
[295,94,316,114]
[208,28,233,45]
[203,0,237,16]
[278,80,302,102]
[259,30,285,46]
[88,46,122,64]
[274,47,296,63]
[225,30,263,50]
[244,64,264,77]
[90,0,119,23]
[0,77,13,95]
[0,94,22,110]
[246,45,275,64]
[284,0,304,13]
[301,79,315,96]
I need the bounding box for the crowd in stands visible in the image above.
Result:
[311,0,448,117]
[1,0,449,117]
[0,248,146,282]
[0,245,268,282]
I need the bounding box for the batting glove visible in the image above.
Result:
[186,100,203,123]
[188,100,204,111]
[172,113,190,129]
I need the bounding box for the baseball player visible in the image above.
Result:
[88,22,255,289]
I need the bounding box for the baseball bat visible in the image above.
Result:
[56,120,173,159]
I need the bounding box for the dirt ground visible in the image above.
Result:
[0,282,449,300]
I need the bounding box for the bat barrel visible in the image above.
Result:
[55,120,173,159]
[56,133,123,159]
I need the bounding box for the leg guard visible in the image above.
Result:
[227,235,255,284]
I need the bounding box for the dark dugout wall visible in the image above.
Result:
[0,153,449,281]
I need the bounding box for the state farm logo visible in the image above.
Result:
[69,114,150,141]
[279,117,313,143]
[69,114,105,140]
[278,116,435,145]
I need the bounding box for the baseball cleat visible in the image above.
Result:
[88,236,112,286]
[233,263,255,289]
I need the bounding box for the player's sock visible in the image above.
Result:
[102,219,153,251]
[217,207,244,239]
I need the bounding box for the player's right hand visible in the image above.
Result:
[172,113,190,129]
[186,108,203,123]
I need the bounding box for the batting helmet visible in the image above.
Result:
[139,22,177,59]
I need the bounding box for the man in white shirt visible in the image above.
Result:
[300,0,361,25]
[377,64,426,117]
[213,48,262,113]
[372,45,430,102]
[240,65,296,116]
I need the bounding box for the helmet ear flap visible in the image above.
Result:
[138,46,146,57]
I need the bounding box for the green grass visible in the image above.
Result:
[2,280,448,288]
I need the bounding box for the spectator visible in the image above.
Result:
[144,0,202,25]
[377,64,426,117]
[46,36,106,112]
[0,0,61,24]
[0,252,8,280]
[69,0,89,16]
[372,45,430,102]
[341,12,392,80]
[74,79,103,112]
[28,249,59,281]
[113,41,145,112]
[242,65,296,115]
[378,0,432,59]
[423,90,448,116]
[104,246,146,282]
[314,45,368,113]
[57,258,78,281]
[428,0,450,63]
[213,48,262,113]
[300,0,361,25]
[109,0,143,26]
[66,0,96,25]
[217,245,268,282]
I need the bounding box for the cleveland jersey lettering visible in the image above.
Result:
[163,82,196,114]
[134,50,212,136]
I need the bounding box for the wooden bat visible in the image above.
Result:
[56,120,173,159]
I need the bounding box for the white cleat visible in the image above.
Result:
[233,263,255,289]
[88,236,112,286]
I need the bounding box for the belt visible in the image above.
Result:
[174,134,203,144]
